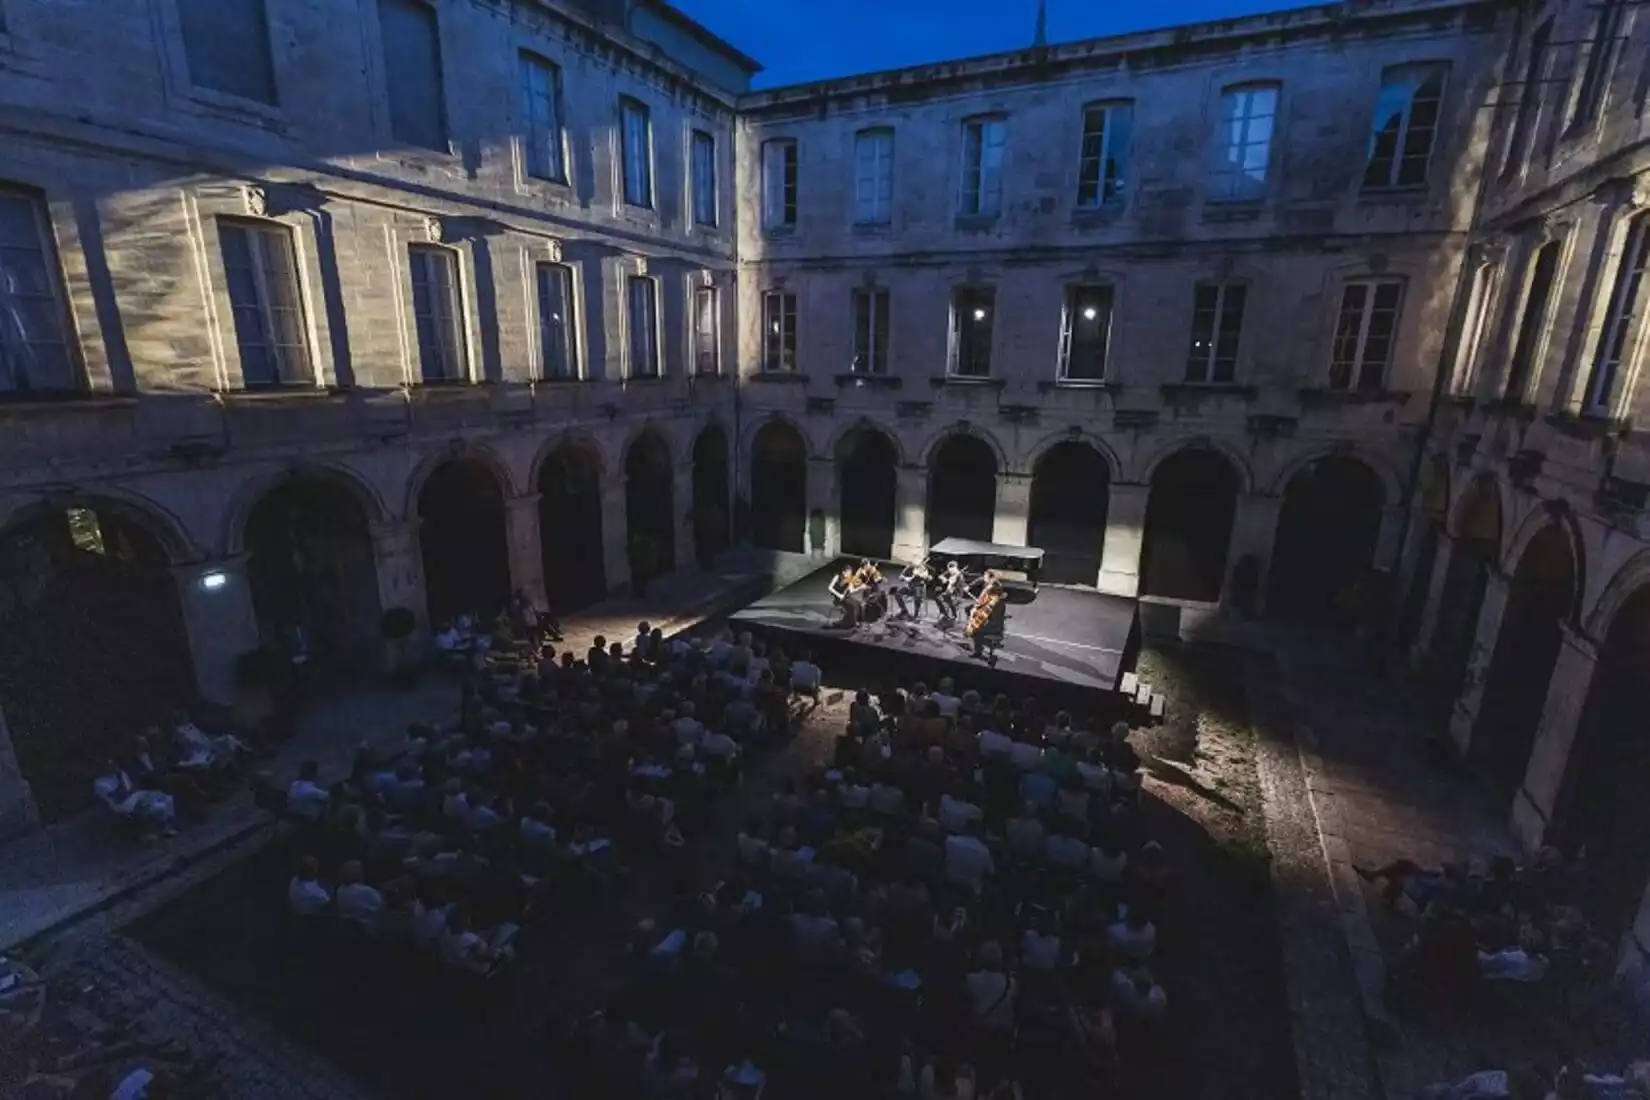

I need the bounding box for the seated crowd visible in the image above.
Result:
[564,674,1171,1099]
[92,709,253,839]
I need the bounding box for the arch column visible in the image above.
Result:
[992,472,1031,548]
[370,519,427,639]
[173,556,261,705]
[894,464,927,563]
[1224,493,1280,611]
[1375,503,1405,572]
[673,467,697,571]
[601,473,631,594]
[807,457,837,557]
[1098,484,1149,597]
[0,707,39,840]
[1448,569,1511,755]
[1512,623,1598,847]
[504,493,546,609]
[1411,529,1458,664]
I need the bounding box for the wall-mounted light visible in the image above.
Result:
[200,570,228,591]
[1082,307,1098,321]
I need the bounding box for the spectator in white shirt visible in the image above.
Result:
[1055,779,1090,824]
[1110,966,1167,1025]
[1075,758,1112,794]
[1008,736,1044,772]
[1107,907,1157,962]
[930,677,962,718]
[943,821,995,892]
[335,859,383,932]
[92,762,176,835]
[737,818,771,870]
[520,802,557,850]
[441,779,470,825]
[287,856,331,917]
[1005,802,1046,861]
[1090,837,1129,884]
[978,725,1014,760]
[1022,917,1063,971]
[465,792,503,833]
[789,652,822,696]
[708,630,733,667]
[965,941,1017,1032]
[285,761,331,822]
[1043,825,1089,871]
[673,703,705,748]
[838,774,870,812]
[938,792,984,834]
[699,728,738,760]
[870,781,905,816]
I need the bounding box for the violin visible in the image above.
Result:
[855,561,884,587]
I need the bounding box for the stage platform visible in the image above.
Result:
[729,557,1141,705]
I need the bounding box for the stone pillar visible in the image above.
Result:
[1373,503,1405,573]
[1097,483,1149,597]
[807,457,839,558]
[1512,624,1598,847]
[992,472,1030,549]
[370,518,428,644]
[601,475,631,593]
[504,494,546,607]
[0,706,39,840]
[893,464,927,563]
[1448,569,1510,755]
[1411,529,1457,666]
[672,469,696,572]
[173,556,261,705]
[1224,492,1281,613]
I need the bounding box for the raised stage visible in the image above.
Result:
[730,557,1142,704]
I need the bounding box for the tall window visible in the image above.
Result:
[1186,281,1246,383]
[1058,284,1113,381]
[1569,0,1624,133]
[519,53,565,183]
[1451,262,1498,395]
[378,0,447,150]
[219,219,311,387]
[1584,216,1650,412]
[1209,83,1278,202]
[762,139,797,230]
[762,290,797,372]
[854,129,894,226]
[627,276,659,378]
[1076,102,1132,209]
[620,98,653,208]
[1504,241,1561,401]
[691,130,717,227]
[535,262,575,380]
[1502,20,1551,178]
[1329,280,1403,391]
[960,116,1006,217]
[0,186,78,394]
[950,287,995,377]
[693,286,719,375]
[178,0,277,105]
[407,245,465,383]
[1364,64,1447,189]
[852,287,889,374]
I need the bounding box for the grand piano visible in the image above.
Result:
[928,537,1045,594]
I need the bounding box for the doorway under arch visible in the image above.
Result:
[244,478,381,674]
[837,427,898,560]
[692,425,731,567]
[538,444,606,613]
[625,431,676,584]
[926,434,997,546]
[1428,478,1501,715]
[750,420,807,552]
[1027,442,1111,585]
[0,505,193,819]
[1140,448,1239,602]
[417,459,511,624]
[1267,456,1386,625]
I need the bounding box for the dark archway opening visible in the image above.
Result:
[750,421,807,553]
[927,434,998,546]
[1552,587,1650,950]
[1472,525,1575,802]
[245,479,381,675]
[692,425,731,567]
[625,432,676,584]
[538,446,606,613]
[0,507,193,819]
[1427,481,1500,718]
[1268,457,1385,625]
[418,459,511,624]
[1140,449,1239,602]
[837,427,898,560]
[1028,442,1110,586]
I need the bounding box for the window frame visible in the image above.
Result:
[1327,278,1405,392]
[406,243,468,384]
[1583,214,1650,414]
[377,0,450,153]
[1075,100,1133,211]
[1567,0,1624,137]
[1450,261,1500,397]
[852,286,890,374]
[692,284,720,376]
[1208,82,1280,203]
[1503,239,1564,403]
[174,0,279,107]
[949,286,997,378]
[217,216,315,389]
[1501,19,1552,180]
[534,260,578,381]
[959,115,1007,219]
[761,289,798,373]
[761,138,798,231]
[519,51,567,185]
[619,96,655,210]
[1362,63,1449,191]
[626,274,661,379]
[853,128,894,227]
[691,129,718,228]
[1057,283,1114,382]
[0,182,83,396]
[1185,280,1247,384]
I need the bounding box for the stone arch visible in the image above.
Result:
[1136,435,1254,494]
[1027,440,1112,585]
[1021,428,1122,483]
[0,489,198,565]
[222,463,388,557]
[403,442,518,521]
[1139,445,1242,603]
[625,427,676,582]
[836,422,900,560]
[416,456,512,623]
[826,416,906,468]
[1268,444,1402,505]
[531,428,608,489]
[740,412,811,467]
[1449,472,1506,545]
[1502,503,1586,623]
[922,423,1009,473]
[1585,546,1650,642]
[926,431,1000,546]
[1419,451,1451,518]
[538,438,607,612]
[1267,455,1387,625]
[750,418,808,552]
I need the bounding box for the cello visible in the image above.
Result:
[965,573,1004,637]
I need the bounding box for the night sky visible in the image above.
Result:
[671,0,1321,88]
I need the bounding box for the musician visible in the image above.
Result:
[935,560,968,623]
[967,571,1007,658]
[893,556,932,621]
[828,565,864,629]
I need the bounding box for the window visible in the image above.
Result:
[1504,241,1561,401]
[1058,284,1113,381]
[219,219,311,387]
[1364,65,1447,189]
[1209,83,1278,202]
[1186,281,1246,383]
[1583,216,1650,412]
[960,117,1006,218]
[854,129,894,226]
[1076,102,1132,209]
[378,0,447,151]
[762,290,797,372]
[1451,262,1498,395]
[762,139,797,230]
[691,131,717,227]
[519,53,565,183]
[693,286,719,375]
[950,287,995,377]
[627,276,659,377]
[1329,280,1403,391]
[1570,0,1624,133]
[852,287,889,374]
[177,0,277,105]
[1502,20,1551,178]
[620,98,653,208]
[0,186,78,394]
[407,245,465,383]
[535,262,575,380]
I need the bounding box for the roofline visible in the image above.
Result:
[641,0,765,75]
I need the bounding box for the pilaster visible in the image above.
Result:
[504,493,546,608]
[992,472,1031,549]
[1512,624,1598,847]
[370,519,428,637]
[807,457,840,557]
[893,464,927,564]
[1411,529,1458,667]
[1225,492,1281,612]
[601,475,632,593]
[173,556,261,705]
[1097,483,1149,597]
[1448,569,1510,755]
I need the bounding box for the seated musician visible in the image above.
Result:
[935,560,967,623]
[828,566,863,629]
[967,571,1007,658]
[893,556,931,621]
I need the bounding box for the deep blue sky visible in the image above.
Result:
[672,0,1318,88]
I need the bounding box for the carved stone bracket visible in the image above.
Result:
[424,216,444,244]
[242,185,269,217]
